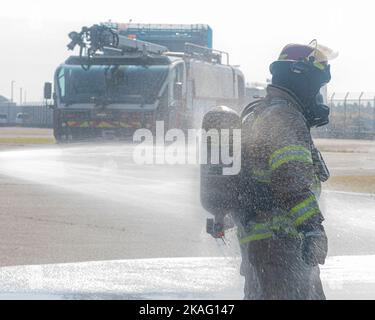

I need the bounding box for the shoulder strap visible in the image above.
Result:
[240,98,265,120]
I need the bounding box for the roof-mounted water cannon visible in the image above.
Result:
[67,24,168,70]
[67,25,120,55]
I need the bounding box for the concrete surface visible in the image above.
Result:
[0,128,374,299]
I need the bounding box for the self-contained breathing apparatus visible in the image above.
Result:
[201,100,268,239]
[200,106,242,238]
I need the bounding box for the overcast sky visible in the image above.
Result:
[1,0,374,102]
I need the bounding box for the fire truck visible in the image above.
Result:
[46,23,246,141]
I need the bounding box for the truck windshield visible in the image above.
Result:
[57,64,168,105]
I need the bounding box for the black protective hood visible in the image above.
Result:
[270,60,331,128]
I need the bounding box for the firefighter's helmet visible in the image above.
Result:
[271,40,337,83]
[276,40,338,71]
[270,40,338,88]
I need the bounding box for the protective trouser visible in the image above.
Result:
[241,234,325,300]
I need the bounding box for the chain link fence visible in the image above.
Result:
[313,92,375,139]
[0,103,53,127]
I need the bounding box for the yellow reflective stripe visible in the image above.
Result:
[97,122,117,128]
[239,215,304,245]
[289,195,320,226]
[239,215,295,245]
[66,121,76,127]
[253,169,271,183]
[240,232,273,245]
[289,195,315,216]
[294,207,320,227]
[240,195,320,245]
[119,122,129,128]
[239,220,273,245]
[253,222,269,231]
[269,145,312,171]
[271,155,313,171]
[270,145,310,163]
[66,121,92,128]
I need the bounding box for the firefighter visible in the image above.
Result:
[238,41,337,300]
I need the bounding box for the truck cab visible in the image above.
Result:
[53,55,186,140]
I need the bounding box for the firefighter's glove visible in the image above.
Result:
[302,228,328,266]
